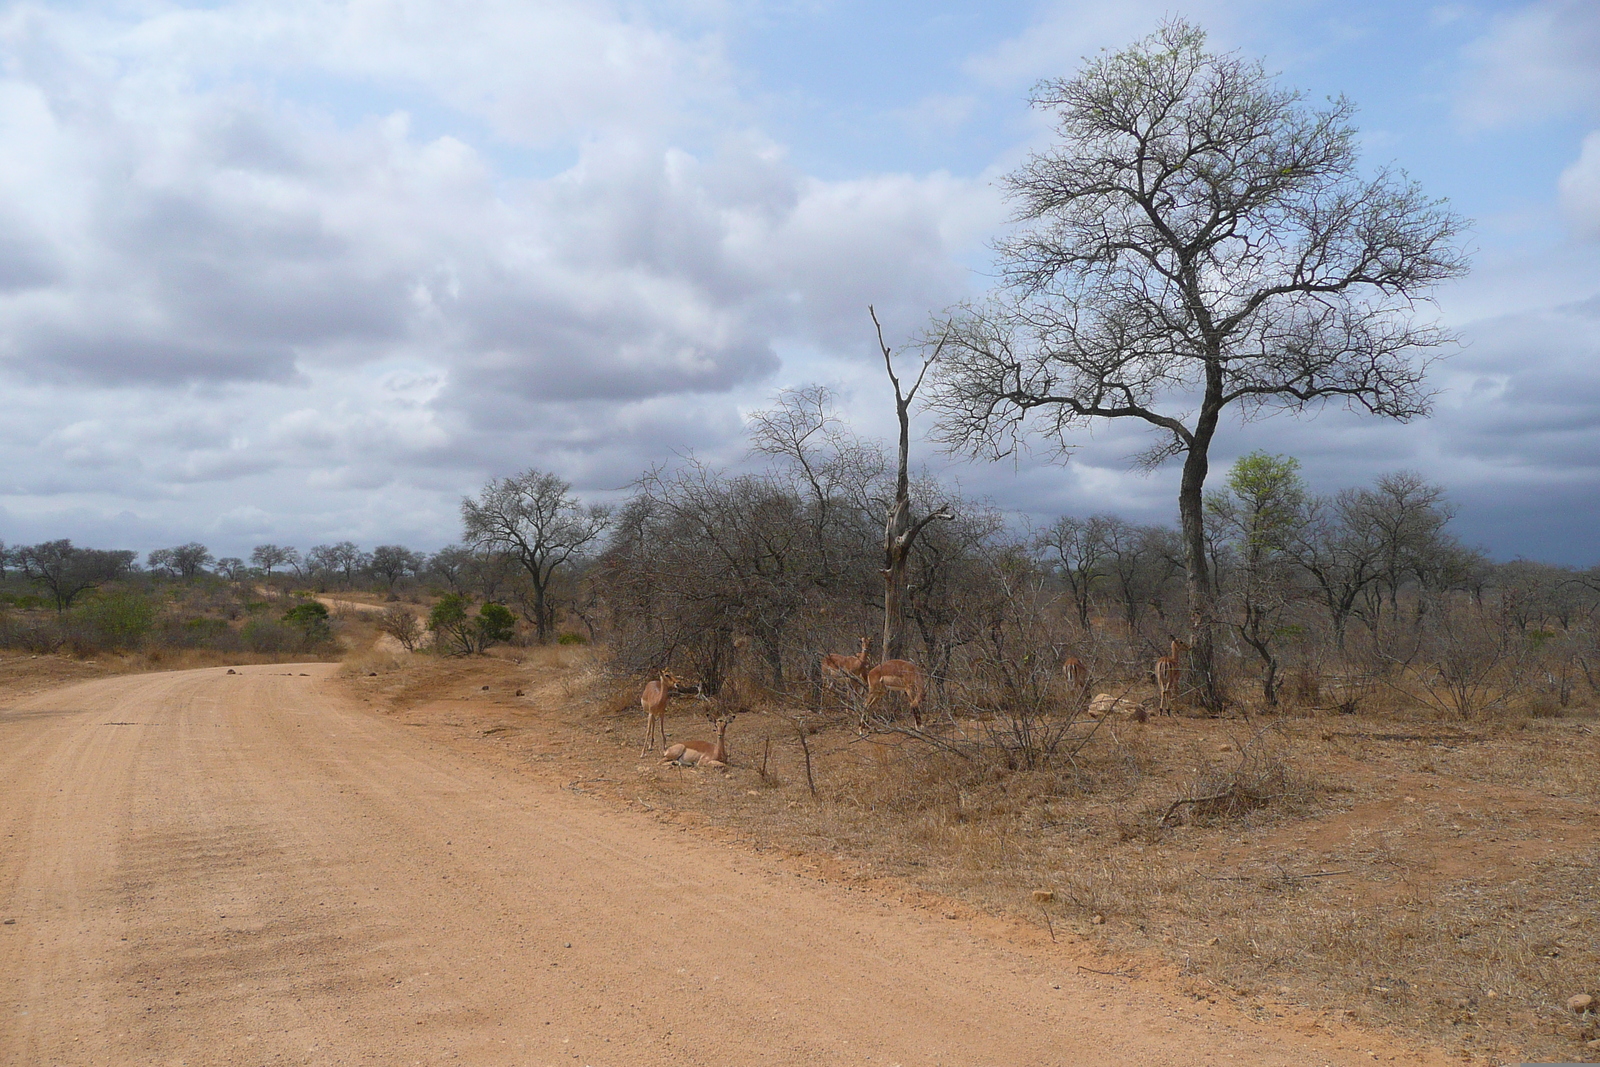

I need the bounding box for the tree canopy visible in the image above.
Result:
[929,20,1469,707]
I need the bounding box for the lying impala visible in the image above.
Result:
[820,635,872,688]
[639,669,682,755]
[865,658,927,727]
[662,714,736,770]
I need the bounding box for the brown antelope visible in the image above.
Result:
[662,714,736,770]
[639,670,682,755]
[1062,655,1089,692]
[1154,639,1188,716]
[820,635,872,689]
[865,658,927,727]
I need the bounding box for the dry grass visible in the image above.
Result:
[339,650,1600,1065]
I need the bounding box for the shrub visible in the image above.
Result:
[156,616,233,649]
[69,590,156,651]
[283,600,332,644]
[242,617,299,652]
[0,608,64,653]
[557,632,588,646]
[428,595,515,654]
[376,605,423,652]
[478,602,516,646]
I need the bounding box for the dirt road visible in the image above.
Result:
[1,666,1442,1066]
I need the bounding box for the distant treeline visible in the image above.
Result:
[5,438,1599,719]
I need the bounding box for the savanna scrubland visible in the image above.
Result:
[5,425,1599,1063]
[4,21,1598,1066]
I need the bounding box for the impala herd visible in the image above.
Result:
[639,635,1192,770]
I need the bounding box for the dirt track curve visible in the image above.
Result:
[0,665,1445,1066]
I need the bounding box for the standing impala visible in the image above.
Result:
[820,636,872,689]
[639,670,682,755]
[865,658,927,727]
[662,714,736,770]
[1154,639,1187,716]
[1062,655,1089,692]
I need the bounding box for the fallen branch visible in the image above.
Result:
[1205,869,1350,883]
[860,721,977,760]
[1157,789,1305,828]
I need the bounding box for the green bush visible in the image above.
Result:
[283,600,332,644]
[557,632,587,646]
[428,595,516,654]
[242,617,299,653]
[156,616,232,649]
[478,603,516,645]
[69,590,156,651]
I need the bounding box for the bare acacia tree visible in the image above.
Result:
[748,384,887,589]
[426,545,474,593]
[368,544,423,594]
[461,469,611,643]
[149,543,213,579]
[17,541,136,610]
[874,308,953,661]
[250,544,296,579]
[1036,514,1111,632]
[927,21,1468,709]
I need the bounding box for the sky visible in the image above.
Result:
[1,0,1598,564]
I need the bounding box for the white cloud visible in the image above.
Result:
[1559,130,1600,238]
[0,1,997,552]
[962,0,1258,92]
[1457,0,1600,128]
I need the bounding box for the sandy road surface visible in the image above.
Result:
[0,666,1443,1067]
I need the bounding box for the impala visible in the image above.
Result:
[662,714,736,770]
[820,635,872,689]
[865,658,927,727]
[1062,655,1089,692]
[1154,639,1188,716]
[639,670,682,755]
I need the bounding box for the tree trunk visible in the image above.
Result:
[531,573,550,644]
[883,498,910,660]
[761,632,785,690]
[1177,397,1225,713]
[872,307,950,667]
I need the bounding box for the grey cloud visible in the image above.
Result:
[1443,302,1600,452]
[0,227,58,291]
[163,452,280,484]
[15,331,298,386]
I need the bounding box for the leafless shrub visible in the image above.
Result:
[376,605,423,652]
[1379,597,1528,720]
[1155,724,1314,831]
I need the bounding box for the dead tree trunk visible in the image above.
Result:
[874,308,953,662]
